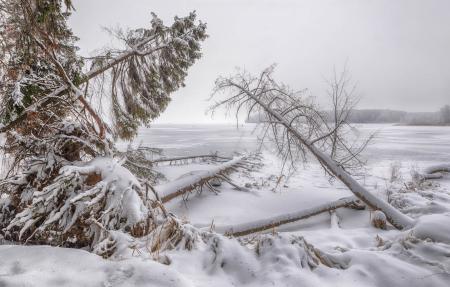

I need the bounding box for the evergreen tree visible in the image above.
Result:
[0,0,207,250]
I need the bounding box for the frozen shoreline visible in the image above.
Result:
[2,123,450,286]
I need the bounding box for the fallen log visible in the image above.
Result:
[154,156,247,204]
[421,164,450,180]
[214,196,364,237]
[151,154,231,166]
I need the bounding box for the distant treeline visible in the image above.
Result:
[247,105,450,125]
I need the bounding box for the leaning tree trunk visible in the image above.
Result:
[0,27,191,134]
[235,84,415,230]
[0,49,141,134]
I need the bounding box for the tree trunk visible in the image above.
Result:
[215,196,361,236]
[233,83,415,230]
[154,156,245,204]
[0,38,161,134]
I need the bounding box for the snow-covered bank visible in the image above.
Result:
[2,124,450,286]
[2,226,449,287]
[0,245,190,287]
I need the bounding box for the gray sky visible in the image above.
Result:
[69,0,450,123]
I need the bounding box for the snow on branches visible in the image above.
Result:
[85,11,208,140]
[0,1,208,251]
[2,157,153,247]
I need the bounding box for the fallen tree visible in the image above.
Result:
[214,196,364,236]
[211,66,415,230]
[421,164,450,180]
[154,156,249,203]
[152,154,231,165]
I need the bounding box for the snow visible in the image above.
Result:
[412,213,450,244]
[3,124,450,286]
[61,157,141,191]
[373,210,386,221]
[0,245,191,287]
[12,80,25,107]
[4,157,150,244]
[2,230,448,287]
[157,124,450,286]
[163,153,352,228]
[61,157,148,227]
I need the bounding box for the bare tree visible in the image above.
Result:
[326,67,360,161]
[210,66,415,230]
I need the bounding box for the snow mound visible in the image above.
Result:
[412,213,450,244]
[0,245,191,287]
[373,210,386,221]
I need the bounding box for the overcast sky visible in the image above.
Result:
[69,0,450,123]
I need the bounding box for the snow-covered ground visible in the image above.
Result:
[151,124,450,227]
[2,124,450,286]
